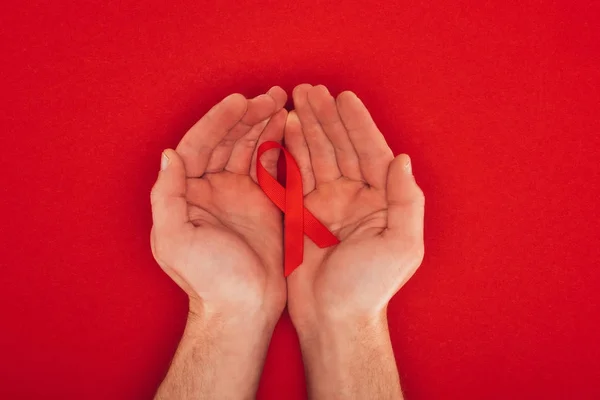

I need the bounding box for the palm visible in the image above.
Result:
[305,179,386,270]
[284,85,425,323]
[305,179,387,240]
[183,172,282,295]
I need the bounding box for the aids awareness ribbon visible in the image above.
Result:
[256,141,340,277]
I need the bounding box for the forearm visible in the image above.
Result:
[297,311,403,400]
[155,305,277,400]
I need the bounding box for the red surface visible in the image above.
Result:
[1,1,599,399]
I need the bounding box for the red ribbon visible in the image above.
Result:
[257,141,340,276]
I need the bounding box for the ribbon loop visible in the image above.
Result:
[257,141,340,276]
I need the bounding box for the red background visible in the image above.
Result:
[1,1,599,399]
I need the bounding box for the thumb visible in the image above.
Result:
[150,149,190,234]
[385,154,425,238]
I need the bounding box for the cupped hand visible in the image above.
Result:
[150,87,288,323]
[284,84,425,329]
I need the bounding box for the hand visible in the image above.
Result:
[150,87,288,325]
[285,84,425,330]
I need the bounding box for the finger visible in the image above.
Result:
[307,85,362,181]
[223,86,288,175]
[266,85,288,109]
[284,110,316,194]
[293,84,341,184]
[150,149,192,235]
[384,154,425,238]
[225,119,269,175]
[250,109,288,182]
[205,91,283,173]
[175,93,247,178]
[336,91,394,189]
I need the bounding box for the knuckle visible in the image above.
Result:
[415,187,425,204]
[150,185,161,206]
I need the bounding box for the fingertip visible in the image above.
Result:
[308,85,335,111]
[312,84,331,95]
[293,83,312,99]
[388,153,424,204]
[223,92,246,103]
[160,148,177,171]
[336,90,359,106]
[387,154,409,185]
[395,153,412,175]
[159,149,187,181]
[267,85,283,95]
[404,154,413,175]
[162,148,175,158]
[250,93,278,113]
[222,92,248,112]
[162,148,182,164]
[286,110,301,127]
[267,86,288,108]
[161,150,170,171]
[152,149,184,204]
[284,110,303,144]
[309,84,331,101]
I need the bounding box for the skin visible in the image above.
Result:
[285,84,425,399]
[150,84,425,399]
[150,87,288,399]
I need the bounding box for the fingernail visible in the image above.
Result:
[404,156,412,174]
[287,111,300,124]
[315,84,331,95]
[161,151,169,171]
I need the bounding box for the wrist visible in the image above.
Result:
[295,309,389,346]
[186,273,286,329]
[186,297,279,341]
[291,299,388,340]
